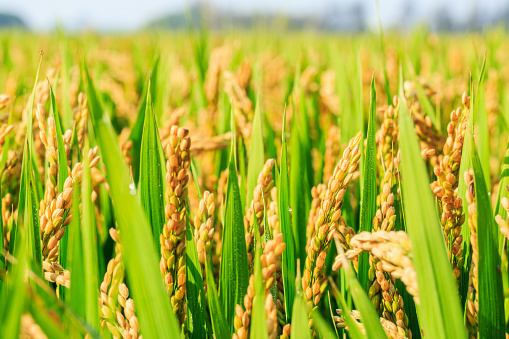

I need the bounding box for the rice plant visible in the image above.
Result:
[0,28,508,339]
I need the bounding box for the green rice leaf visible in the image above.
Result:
[139,85,165,253]
[250,243,268,339]
[356,55,365,188]
[85,60,180,338]
[290,101,310,270]
[336,245,386,338]
[219,113,249,332]
[290,282,312,339]
[81,143,100,331]
[358,76,377,291]
[68,178,85,319]
[470,134,505,338]
[476,86,490,188]
[310,309,338,339]
[129,56,160,185]
[49,84,70,300]
[398,69,467,339]
[205,259,229,339]
[0,221,26,337]
[18,57,42,273]
[278,107,296,321]
[327,278,364,339]
[186,217,206,338]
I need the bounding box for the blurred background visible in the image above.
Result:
[0,0,508,32]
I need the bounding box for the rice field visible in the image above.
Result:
[0,28,508,338]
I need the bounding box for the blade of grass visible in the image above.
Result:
[290,269,312,339]
[310,309,339,339]
[470,135,504,338]
[278,107,296,321]
[358,75,377,291]
[290,101,310,271]
[328,278,365,339]
[0,222,26,337]
[458,67,486,308]
[356,55,365,188]
[85,60,180,338]
[186,216,206,338]
[129,56,160,185]
[476,86,490,188]
[49,84,70,300]
[250,243,268,339]
[205,259,229,339]
[219,110,249,332]
[68,178,85,319]
[18,56,43,274]
[81,143,100,331]
[139,85,165,253]
[398,68,467,339]
[336,244,386,338]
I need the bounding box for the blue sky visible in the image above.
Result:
[0,0,506,31]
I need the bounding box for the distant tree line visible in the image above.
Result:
[0,13,26,29]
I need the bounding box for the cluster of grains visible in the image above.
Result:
[0,123,13,150]
[236,60,252,92]
[0,94,9,110]
[159,109,186,152]
[2,193,13,251]
[159,125,191,324]
[495,187,509,239]
[193,191,215,264]
[302,131,362,310]
[43,261,70,288]
[189,132,231,155]
[119,128,133,168]
[223,70,252,136]
[204,47,229,106]
[342,231,419,305]
[244,159,275,268]
[0,150,19,192]
[335,309,409,339]
[263,187,288,329]
[193,190,215,291]
[319,70,340,116]
[266,187,279,233]
[35,103,59,216]
[305,184,326,252]
[376,96,399,167]
[100,228,142,339]
[40,147,100,262]
[73,93,88,149]
[430,93,469,280]
[322,126,341,183]
[464,169,478,338]
[373,166,397,233]
[365,166,410,338]
[403,81,443,161]
[19,314,47,339]
[233,230,285,339]
[334,309,362,333]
